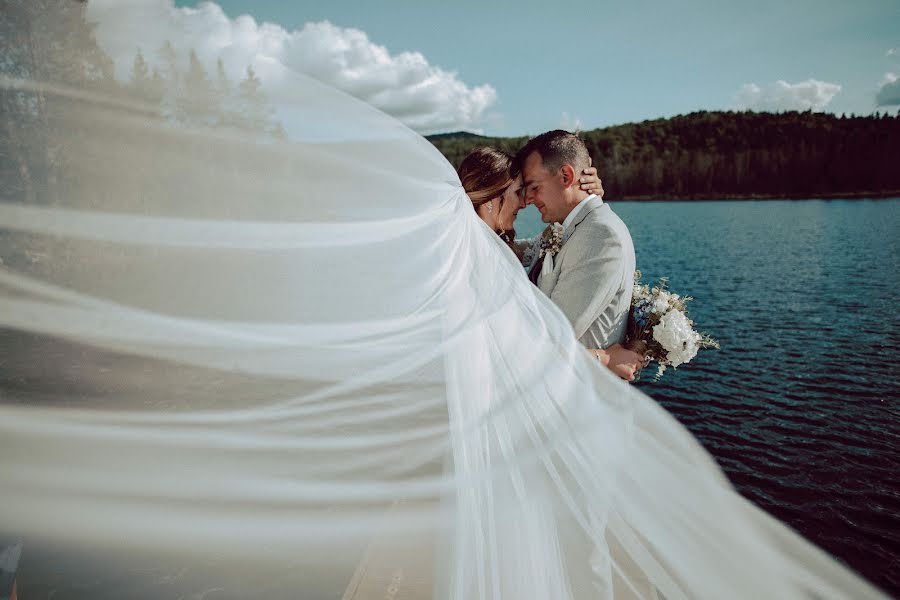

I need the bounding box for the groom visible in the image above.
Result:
[516,130,644,380]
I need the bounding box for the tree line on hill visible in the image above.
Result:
[3,1,898,203]
[127,44,286,139]
[427,110,900,200]
[0,0,284,205]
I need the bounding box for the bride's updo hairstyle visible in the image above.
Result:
[457,147,513,209]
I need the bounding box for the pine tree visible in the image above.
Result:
[213,58,232,126]
[215,59,229,98]
[237,65,271,133]
[0,0,117,203]
[177,49,214,125]
[160,40,179,83]
[150,68,165,101]
[272,122,288,141]
[132,49,150,85]
[128,50,165,110]
[157,40,180,119]
[233,65,288,139]
[130,49,150,95]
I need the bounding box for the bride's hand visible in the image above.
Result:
[592,345,644,381]
[579,167,604,198]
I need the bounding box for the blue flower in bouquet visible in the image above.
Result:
[633,300,653,326]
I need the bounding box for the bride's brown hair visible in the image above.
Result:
[457,147,513,209]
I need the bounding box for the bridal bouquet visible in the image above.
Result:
[626,271,719,380]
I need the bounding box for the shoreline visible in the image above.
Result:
[606,190,900,202]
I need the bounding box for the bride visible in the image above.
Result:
[0,48,888,600]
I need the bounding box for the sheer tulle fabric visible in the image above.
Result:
[0,72,886,599]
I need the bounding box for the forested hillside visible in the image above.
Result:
[427,111,900,199]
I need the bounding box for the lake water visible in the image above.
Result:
[520,198,900,595]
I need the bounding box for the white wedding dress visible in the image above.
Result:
[0,67,888,599]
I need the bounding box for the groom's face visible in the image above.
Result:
[522,152,566,224]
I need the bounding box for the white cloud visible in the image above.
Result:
[887,48,897,57]
[559,112,583,132]
[876,72,900,106]
[86,0,497,133]
[734,79,842,112]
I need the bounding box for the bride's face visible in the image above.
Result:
[495,175,525,232]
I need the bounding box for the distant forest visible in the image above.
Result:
[427,111,900,200]
[3,2,899,203]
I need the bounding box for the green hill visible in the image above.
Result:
[427,111,900,200]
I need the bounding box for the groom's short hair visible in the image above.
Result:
[513,130,590,177]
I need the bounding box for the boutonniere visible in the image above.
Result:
[539,223,565,259]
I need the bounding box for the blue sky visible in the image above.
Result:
[132,0,900,135]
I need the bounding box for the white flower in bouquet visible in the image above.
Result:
[624,271,718,380]
[651,291,672,314]
[633,282,651,304]
[652,309,701,367]
[539,223,565,259]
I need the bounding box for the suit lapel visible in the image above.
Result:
[538,197,605,294]
[563,196,604,241]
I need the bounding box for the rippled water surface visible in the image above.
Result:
[522,198,900,595]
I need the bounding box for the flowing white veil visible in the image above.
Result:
[0,15,889,599]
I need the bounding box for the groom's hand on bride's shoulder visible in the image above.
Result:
[603,344,645,382]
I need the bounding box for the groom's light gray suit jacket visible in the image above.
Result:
[537,196,635,349]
